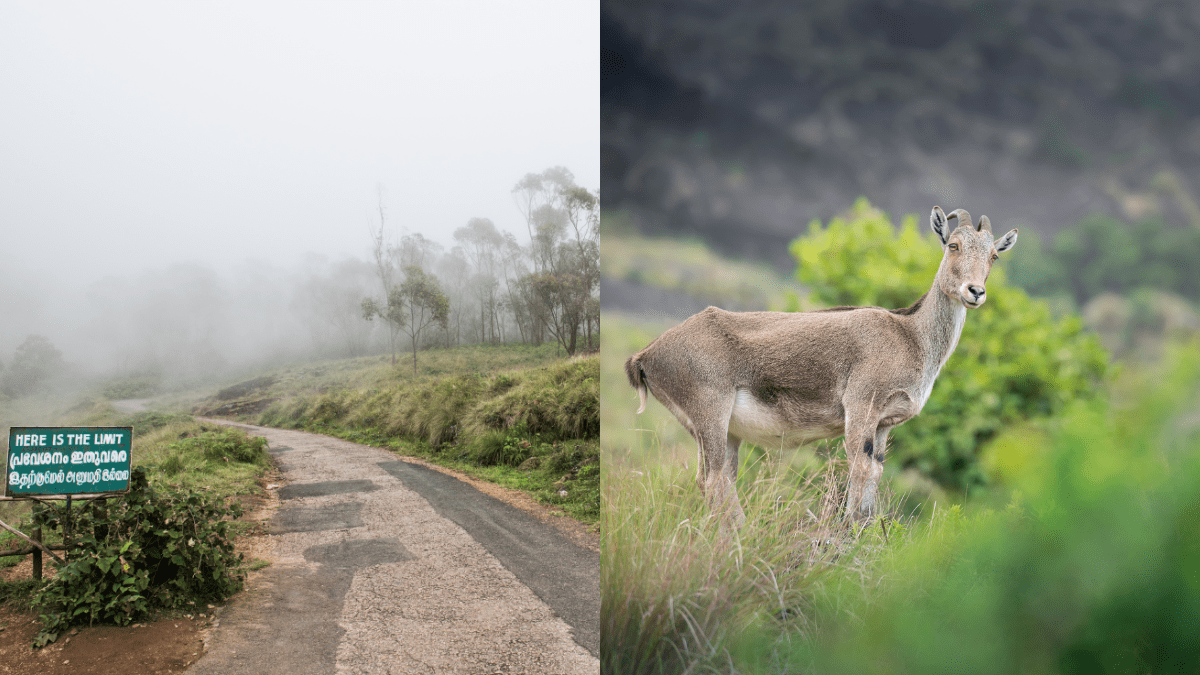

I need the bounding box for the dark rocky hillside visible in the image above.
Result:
[602,0,1200,272]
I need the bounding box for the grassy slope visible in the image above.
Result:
[196,343,601,524]
[603,224,805,313]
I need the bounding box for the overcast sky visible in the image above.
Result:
[0,1,598,282]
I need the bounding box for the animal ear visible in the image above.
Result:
[930,206,950,245]
[994,228,1018,253]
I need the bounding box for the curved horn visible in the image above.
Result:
[946,209,972,229]
[977,215,991,232]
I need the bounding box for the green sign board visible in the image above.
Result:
[6,427,133,497]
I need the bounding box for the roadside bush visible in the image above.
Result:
[30,468,245,647]
[470,429,534,467]
[791,198,1109,490]
[467,356,599,440]
[170,427,270,464]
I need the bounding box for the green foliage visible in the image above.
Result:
[169,427,270,464]
[791,198,1109,490]
[601,452,870,675]
[792,198,940,309]
[467,356,599,440]
[31,468,245,647]
[134,421,271,496]
[795,343,1200,674]
[363,264,451,375]
[257,351,600,522]
[471,425,536,467]
[1008,212,1200,305]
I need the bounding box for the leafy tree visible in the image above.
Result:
[526,271,588,356]
[364,266,450,375]
[1,334,64,397]
[790,198,1109,490]
[512,166,576,274]
[559,186,600,350]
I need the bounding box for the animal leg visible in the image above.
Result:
[722,434,746,528]
[842,402,881,520]
[694,395,742,527]
[858,426,890,517]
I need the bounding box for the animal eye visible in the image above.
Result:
[992,254,998,261]
[948,243,958,251]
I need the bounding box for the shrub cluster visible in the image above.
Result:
[1006,212,1200,306]
[796,344,1200,673]
[30,468,246,647]
[791,198,1110,490]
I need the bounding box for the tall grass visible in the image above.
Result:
[260,353,598,446]
[602,443,906,674]
[255,351,601,522]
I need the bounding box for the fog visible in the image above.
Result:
[0,2,598,390]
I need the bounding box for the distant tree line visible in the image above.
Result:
[1,166,597,396]
[361,165,599,370]
[1006,213,1200,306]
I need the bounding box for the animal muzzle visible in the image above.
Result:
[961,284,986,307]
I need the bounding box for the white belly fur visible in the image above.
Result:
[728,388,839,449]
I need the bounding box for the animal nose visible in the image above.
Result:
[968,284,985,300]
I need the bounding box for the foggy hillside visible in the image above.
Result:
[601,0,1200,271]
[0,165,598,397]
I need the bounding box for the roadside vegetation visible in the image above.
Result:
[603,202,1200,672]
[195,343,601,524]
[0,400,271,647]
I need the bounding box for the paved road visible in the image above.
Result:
[187,422,599,675]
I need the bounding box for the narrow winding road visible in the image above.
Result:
[185,421,599,675]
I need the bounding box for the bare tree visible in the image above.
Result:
[366,190,402,364]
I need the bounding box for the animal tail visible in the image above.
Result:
[624,355,649,414]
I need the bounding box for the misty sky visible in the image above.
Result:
[1,2,597,294]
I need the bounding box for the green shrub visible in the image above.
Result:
[467,356,599,440]
[167,427,270,466]
[790,198,1110,490]
[793,342,1200,674]
[30,468,245,647]
[1008,212,1200,305]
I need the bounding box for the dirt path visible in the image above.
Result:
[188,422,599,675]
